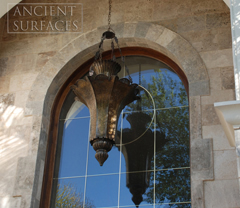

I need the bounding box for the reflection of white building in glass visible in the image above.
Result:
[1,0,240,207]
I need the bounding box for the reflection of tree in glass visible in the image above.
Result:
[126,69,190,207]
[55,183,95,208]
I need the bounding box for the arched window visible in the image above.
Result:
[41,49,190,208]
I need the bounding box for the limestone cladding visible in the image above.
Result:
[0,0,239,208]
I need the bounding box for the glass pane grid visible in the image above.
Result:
[123,105,189,114]
[52,56,191,207]
[54,166,190,180]
[78,201,191,208]
[54,108,190,207]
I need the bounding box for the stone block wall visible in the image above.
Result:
[0,0,239,207]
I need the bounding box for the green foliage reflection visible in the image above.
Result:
[55,183,95,208]
[126,69,190,207]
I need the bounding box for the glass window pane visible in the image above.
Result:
[87,142,120,175]
[154,169,191,204]
[56,118,90,178]
[122,206,154,208]
[155,203,191,208]
[120,171,154,207]
[66,102,90,119]
[51,55,190,207]
[51,178,87,208]
[119,120,155,173]
[155,108,190,169]
[85,174,119,207]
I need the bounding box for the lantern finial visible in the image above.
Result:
[71,0,138,165]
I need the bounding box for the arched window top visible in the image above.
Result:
[49,55,190,208]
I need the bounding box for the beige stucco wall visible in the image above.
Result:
[0,0,239,207]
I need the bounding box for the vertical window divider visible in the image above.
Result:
[83,118,91,208]
[117,111,124,208]
[117,59,126,208]
[153,109,156,208]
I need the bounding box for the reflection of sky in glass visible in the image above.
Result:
[52,56,190,208]
[85,174,119,207]
[58,118,89,178]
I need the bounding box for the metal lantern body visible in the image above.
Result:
[71,60,138,166]
[116,112,168,207]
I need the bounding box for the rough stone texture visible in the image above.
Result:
[0,57,8,77]
[13,155,36,196]
[202,104,221,126]
[35,51,56,72]
[123,23,137,38]
[190,96,202,140]
[0,158,18,196]
[180,27,232,52]
[28,66,59,102]
[0,0,237,207]
[204,180,240,208]
[207,67,222,91]
[202,125,235,150]
[10,196,21,208]
[0,93,15,153]
[221,67,235,90]
[201,89,235,105]
[0,95,31,198]
[0,39,30,57]
[135,22,151,38]
[206,12,231,29]
[0,93,15,113]
[154,19,177,31]
[166,35,209,84]
[214,150,238,179]
[191,138,214,181]
[25,101,44,117]
[153,0,192,21]
[145,23,165,42]
[189,80,210,96]
[191,0,229,15]
[14,90,30,108]
[0,77,10,93]
[57,43,78,63]
[191,180,204,208]
[177,15,206,33]
[200,49,234,69]
[156,28,177,47]
[35,160,44,201]
[9,73,38,92]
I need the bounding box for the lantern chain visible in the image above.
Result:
[108,0,112,30]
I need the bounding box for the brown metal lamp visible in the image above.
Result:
[71,0,138,166]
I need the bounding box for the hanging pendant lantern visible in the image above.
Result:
[71,61,138,165]
[71,1,138,166]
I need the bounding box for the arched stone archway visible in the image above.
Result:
[26,22,211,207]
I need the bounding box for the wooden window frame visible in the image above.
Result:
[40,47,188,207]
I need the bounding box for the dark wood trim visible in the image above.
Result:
[40,47,188,207]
